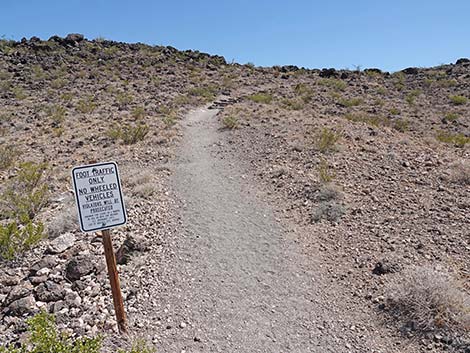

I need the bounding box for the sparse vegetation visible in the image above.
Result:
[248,92,273,104]
[337,97,363,107]
[45,104,67,125]
[405,89,421,105]
[188,85,217,102]
[108,123,149,144]
[0,145,18,170]
[318,78,347,91]
[318,158,335,183]
[116,91,134,108]
[448,160,470,185]
[313,128,341,152]
[1,162,49,222]
[449,95,468,105]
[0,221,44,260]
[443,112,459,122]
[76,95,97,113]
[281,98,304,110]
[311,201,345,223]
[386,266,470,338]
[222,115,239,129]
[436,131,470,147]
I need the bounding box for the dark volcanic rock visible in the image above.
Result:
[401,67,419,75]
[65,256,94,281]
[372,258,401,275]
[456,58,470,65]
[34,281,65,302]
[64,33,85,45]
[319,68,338,78]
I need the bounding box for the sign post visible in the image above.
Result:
[72,161,128,334]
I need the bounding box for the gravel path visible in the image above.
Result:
[158,107,345,352]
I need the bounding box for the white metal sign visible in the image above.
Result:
[72,161,127,232]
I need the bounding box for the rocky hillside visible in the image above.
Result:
[0,34,469,352]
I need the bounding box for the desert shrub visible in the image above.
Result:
[449,160,470,185]
[131,106,146,120]
[337,97,363,107]
[50,78,67,89]
[1,162,49,222]
[116,91,134,108]
[118,340,156,353]
[108,124,149,145]
[248,93,273,104]
[311,202,345,223]
[444,112,459,122]
[392,72,405,90]
[313,128,341,152]
[281,98,304,110]
[0,145,18,170]
[76,95,97,114]
[0,311,101,353]
[133,184,155,199]
[405,89,421,105]
[376,87,388,95]
[318,78,347,91]
[12,86,27,100]
[173,94,191,106]
[294,83,312,96]
[318,158,335,183]
[449,95,468,105]
[222,116,239,129]
[45,105,67,125]
[188,85,217,102]
[0,221,44,260]
[386,266,470,337]
[392,119,409,132]
[389,107,400,116]
[436,131,470,147]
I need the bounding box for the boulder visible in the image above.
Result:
[5,283,33,306]
[456,58,470,65]
[34,281,65,302]
[64,33,85,45]
[65,256,94,281]
[319,68,338,78]
[401,67,419,75]
[8,295,37,316]
[47,233,75,254]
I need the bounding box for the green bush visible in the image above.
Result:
[318,158,335,183]
[0,221,44,260]
[188,85,217,102]
[337,97,363,107]
[281,98,304,110]
[436,131,470,147]
[449,95,468,105]
[318,78,347,91]
[0,145,18,170]
[313,128,341,153]
[405,89,421,105]
[0,312,101,353]
[0,312,156,353]
[248,93,273,104]
[76,95,97,114]
[108,124,149,145]
[116,92,134,108]
[222,116,239,129]
[1,162,49,222]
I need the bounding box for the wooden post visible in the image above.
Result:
[101,229,127,334]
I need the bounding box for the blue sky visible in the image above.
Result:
[1,0,469,71]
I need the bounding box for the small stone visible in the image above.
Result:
[180,322,187,328]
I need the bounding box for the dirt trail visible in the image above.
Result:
[158,106,331,352]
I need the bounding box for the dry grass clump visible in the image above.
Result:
[448,160,470,185]
[386,266,470,337]
[125,171,156,199]
[313,128,341,153]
